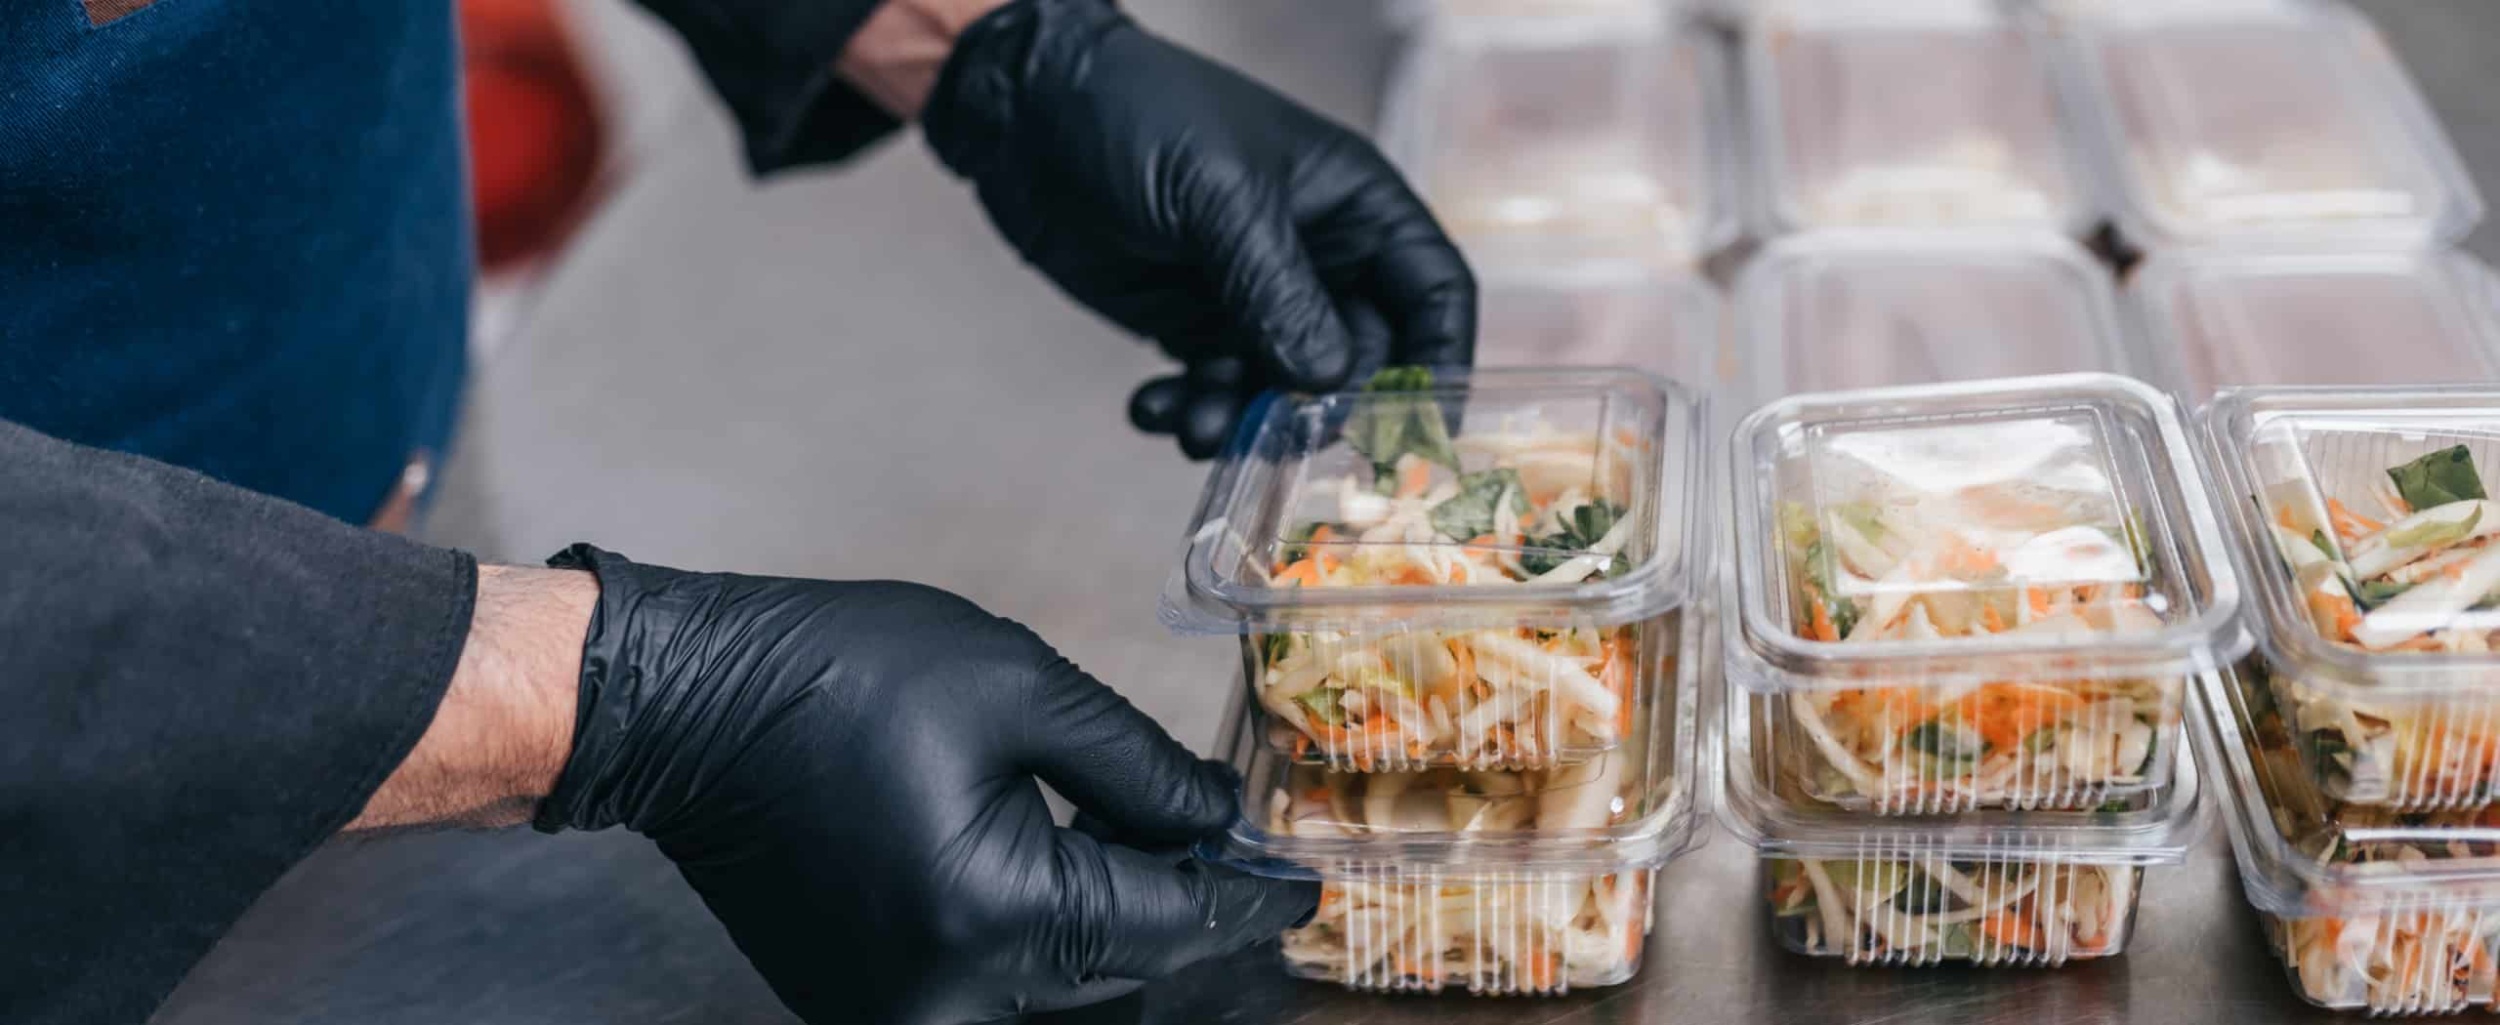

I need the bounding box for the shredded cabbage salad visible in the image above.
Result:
[1284,874,1649,993]
[1768,858,2136,965]
[2260,444,2500,808]
[1269,748,1648,991]
[2271,823,2500,1013]
[1256,403,1648,769]
[2238,641,2500,1012]
[1776,483,2175,812]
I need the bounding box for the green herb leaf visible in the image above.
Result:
[1830,502,1889,545]
[2353,578,2415,611]
[1429,469,1529,541]
[1278,522,1322,565]
[2310,529,2339,560]
[1520,499,1627,577]
[1344,367,1460,488]
[2386,505,2484,550]
[1906,720,1981,762]
[2024,726,2063,754]
[1260,632,1295,667]
[1293,686,1345,725]
[2389,445,2488,512]
[1940,924,1976,959]
[1828,596,1863,639]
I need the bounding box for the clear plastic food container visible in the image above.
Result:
[2129,248,2500,399]
[1744,1,2087,235]
[1722,675,2205,966]
[2059,3,2483,245]
[2204,387,2500,810]
[1215,608,1704,994]
[1388,0,1669,29]
[1726,374,2247,812]
[1476,264,1724,388]
[1377,18,1734,268]
[1734,236,2131,404]
[2199,660,2500,1014]
[1165,368,1710,770]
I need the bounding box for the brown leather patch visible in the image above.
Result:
[84,0,157,27]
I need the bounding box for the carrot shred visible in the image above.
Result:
[1274,559,1323,586]
[1528,953,1560,991]
[1982,605,2008,633]
[1980,910,2043,951]
[1809,597,1840,642]
[2308,589,2363,642]
[2328,498,2384,541]
[1598,634,1636,736]
[1396,458,1431,499]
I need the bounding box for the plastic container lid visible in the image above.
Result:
[1164,368,1710,635]
[2130,248,2500,399]
[1728,373,2247,688]
[1744,1,2087,235]
[2203,387,2500,697]
[2060,2,2483,245]
[1475,264,1725,388]
[1216,608,1704,876]
[1377,18,1735,268]
[2198,661,2500,917]
[1734,236,2130,404]
[1719,666,2207,862]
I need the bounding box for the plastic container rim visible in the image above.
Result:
[2126,245,2500,400]
[1726,372,2250,685]
[2053,1,2486,247]
[2194,663,2500,918]
[1732,234,2134,405]
[2200,385,2500,693]
[1714,641,2207,863]
[1208,606,1709,879]
[1162,367,1715,635]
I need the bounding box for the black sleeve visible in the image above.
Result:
[0,421,477,1025]
[627,0,899,175]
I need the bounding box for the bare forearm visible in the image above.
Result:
[346,566,593,832]
[836,0,1009,119]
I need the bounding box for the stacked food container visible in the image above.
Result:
[1377,11,1734,273]
[1164,368,1715,992]
[2057,1,2479,249]
[1717,373,2248,963]
[2198,387,2500,1011]
[1734,235,2132,398]
[1741,0,2090,239]
[2129,248,2500,398]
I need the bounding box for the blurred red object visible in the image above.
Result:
[461,0,607,272]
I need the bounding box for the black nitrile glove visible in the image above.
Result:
[534,545,1315,1025]
[923,0,1476,459]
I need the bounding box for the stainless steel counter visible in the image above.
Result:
[149,2,2500,1022]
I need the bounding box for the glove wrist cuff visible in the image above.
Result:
[922,0,1124,181]
[531,542,644,834]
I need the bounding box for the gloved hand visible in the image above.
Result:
[533,544,1315,1025]
[922,0,1476,459]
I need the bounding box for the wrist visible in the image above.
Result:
[836,0,1014,120]
[346,565,594,831]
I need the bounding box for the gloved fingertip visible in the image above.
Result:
[1128,376,1189,434]
[1265,329,1354,394]
[1286,879,1324,929]
[1184,759,1244,830]
[1185,355,1249,392]
[1177,389,1242,461]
